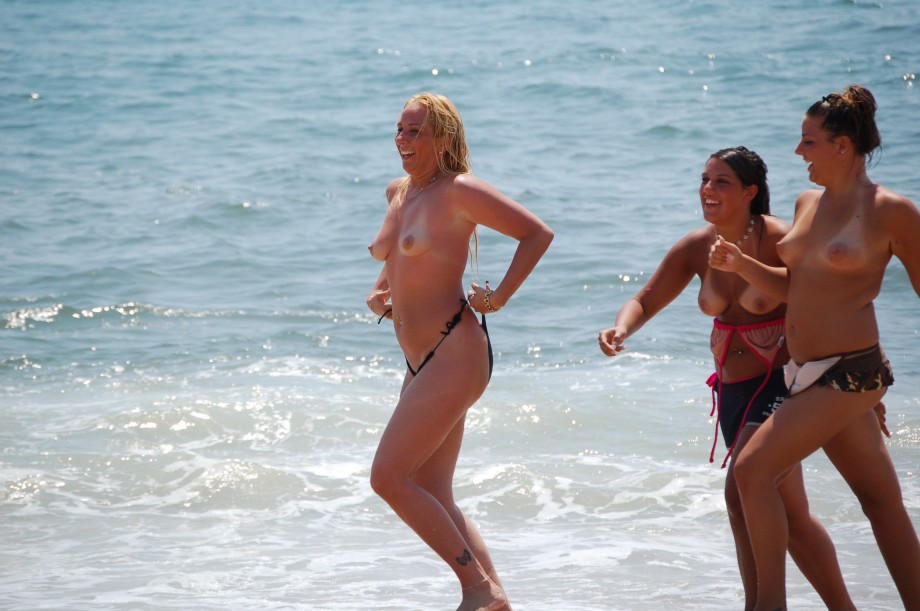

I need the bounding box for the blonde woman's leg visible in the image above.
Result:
[370,324,506,610]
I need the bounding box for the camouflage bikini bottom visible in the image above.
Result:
[784,344,894,397]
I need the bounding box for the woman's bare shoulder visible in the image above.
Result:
[444,173,519,214]
[876,184,917,209]
[682,224,717,246]
[666,225,716,261]
[385,177,405,204]
[762,214,791,236]
[645,226,712,283]
[794,189,822,206]
[791,189,822,217]
[448,173,494,196]
[876,184,920,227]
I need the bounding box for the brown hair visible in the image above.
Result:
[806,84,881,163]
[709,146,770,216]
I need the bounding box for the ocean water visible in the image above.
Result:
[2,1,919,609]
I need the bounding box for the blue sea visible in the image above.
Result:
[2,1,919,609]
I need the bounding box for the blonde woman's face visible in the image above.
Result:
[395,104,440,177]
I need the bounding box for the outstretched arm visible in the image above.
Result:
[709,235,789,302]
[598,298,647,357]
[599,234,698,357]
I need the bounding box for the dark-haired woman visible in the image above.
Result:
[600,147,853,610]
[711,85,920,610]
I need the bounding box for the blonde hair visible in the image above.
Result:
[394,92,480,268]
[394,92,471,204]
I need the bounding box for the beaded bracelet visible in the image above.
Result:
[483,290,498,313]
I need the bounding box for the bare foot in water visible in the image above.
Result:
[457,577,510,611]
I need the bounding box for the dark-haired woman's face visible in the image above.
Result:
[795,114,837,186]
[699,158,756,226]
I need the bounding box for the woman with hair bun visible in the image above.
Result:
[367,92,553,611]
[599,147,853,610]
[711,84,920,610]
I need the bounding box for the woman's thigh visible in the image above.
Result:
[375,325,490,476]
[822,408,901,506]
[737,386,886,479]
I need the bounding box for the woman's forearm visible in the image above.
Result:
[735,255,789,302]
[487,227,553,309]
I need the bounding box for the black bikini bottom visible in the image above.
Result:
[405,299,493,380]
[715,368,786,447]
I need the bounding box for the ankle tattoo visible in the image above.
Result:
[455,548,472,566]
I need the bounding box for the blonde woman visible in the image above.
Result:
[367,92,553,611]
